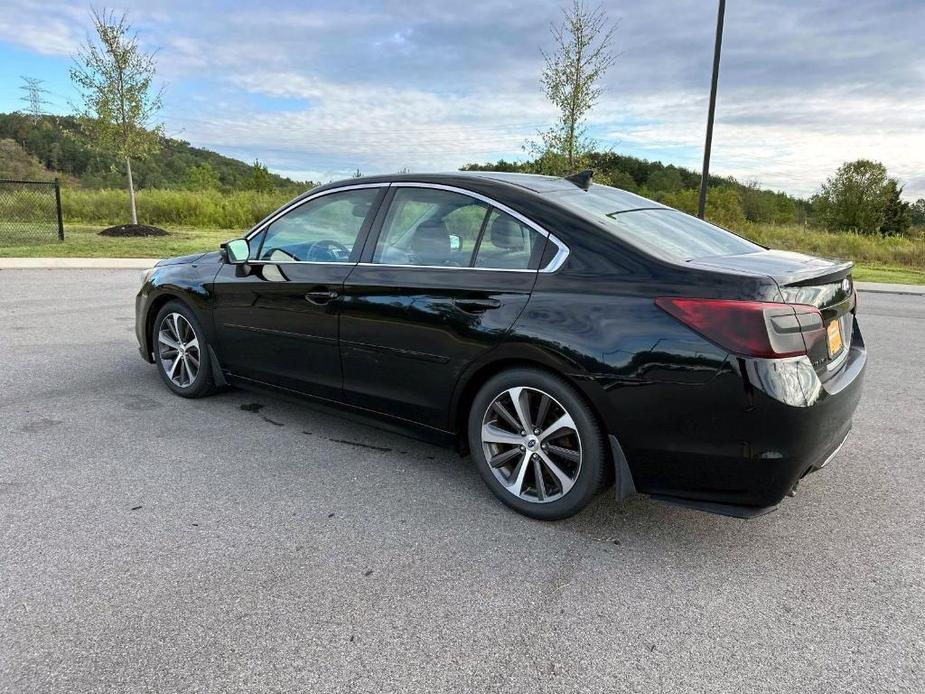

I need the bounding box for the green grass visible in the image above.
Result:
[851,265,925,285]
[0,225,236,258]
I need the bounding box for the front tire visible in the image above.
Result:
[153,301,215,399]
[468,367,608,520]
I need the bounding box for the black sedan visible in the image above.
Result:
[135,171,865,520]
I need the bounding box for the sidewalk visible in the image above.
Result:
[1,257,923,295]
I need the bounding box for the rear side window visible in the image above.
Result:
[373,188,489,267]
[553,186,763,260]
[473,209,544,270]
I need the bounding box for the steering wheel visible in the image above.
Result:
[307,239,350,262]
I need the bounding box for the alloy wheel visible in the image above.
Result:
[481,386,582,503]
[157,312,200,388]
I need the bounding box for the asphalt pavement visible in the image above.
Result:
[1,269,922,693]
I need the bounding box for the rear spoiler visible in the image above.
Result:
[779,260,854,287]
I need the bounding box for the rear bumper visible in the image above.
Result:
[604,319,867,514]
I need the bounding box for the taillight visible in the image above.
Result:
[655,297,824,359]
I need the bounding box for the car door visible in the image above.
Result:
[339,184,550,430]
[211,184,386,399]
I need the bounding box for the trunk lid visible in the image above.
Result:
[689,249,857,373]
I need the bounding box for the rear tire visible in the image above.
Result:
[153,300,216,399]
[468,367,608,520]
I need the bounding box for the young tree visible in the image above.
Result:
[19,77,51,124]
[251,160,272,192]
[531,1,618,173]
[71,8,164,225]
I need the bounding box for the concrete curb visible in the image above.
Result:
[0,257,156,269]
[855,282,925,296]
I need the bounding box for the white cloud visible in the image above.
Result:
[1,0,923,199]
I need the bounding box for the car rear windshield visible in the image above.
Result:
[552,187,764,260]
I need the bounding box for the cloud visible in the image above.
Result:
[0,0,923,197]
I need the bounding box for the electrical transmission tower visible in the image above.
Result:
[20,76,51,123]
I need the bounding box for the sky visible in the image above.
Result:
[0,0,923,199]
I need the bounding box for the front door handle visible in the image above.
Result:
[453,297,502,313]
[305,289,339,305]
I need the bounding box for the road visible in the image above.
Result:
[1,269,922,693]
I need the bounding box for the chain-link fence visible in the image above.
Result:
[0,179,64,245]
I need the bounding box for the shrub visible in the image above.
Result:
[60,188,300,228]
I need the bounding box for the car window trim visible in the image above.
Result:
[243,183,390,265]
[361,182,570,273]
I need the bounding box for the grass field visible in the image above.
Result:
[1,222,923,285]
[0,225,238,258]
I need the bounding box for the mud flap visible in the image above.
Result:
[609,434,637,502]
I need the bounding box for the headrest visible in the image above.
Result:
[410,220,450,264]
[490,215,525,250]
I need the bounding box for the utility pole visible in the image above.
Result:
[698,0,726,219]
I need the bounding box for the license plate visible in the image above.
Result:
[827,319,843,357]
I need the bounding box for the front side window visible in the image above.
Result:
[373,188,489,267]
[474,209,543,270]
[256,188,380,262]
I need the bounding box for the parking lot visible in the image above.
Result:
[1,268,922,693]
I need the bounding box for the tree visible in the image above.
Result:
[531,1,618,173]
[646,167,683,193]
[19,77,50,124]
[251,159,272,192]
[812,160,898,234]
[70,8,164,225]
[910,199,925,227]
[880,179,911,236]
[186,162,220,191]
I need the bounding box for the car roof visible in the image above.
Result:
[306,171,665,214]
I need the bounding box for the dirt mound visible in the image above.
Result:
[98,224,169,237]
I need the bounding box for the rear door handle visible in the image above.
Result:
[305,289,339,305]
[453,298,502,313]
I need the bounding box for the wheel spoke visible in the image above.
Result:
[482,423,524,446]
[186,351,200,369]
[504,452,532,497]
[508,387,533,434]
[539,412,576,442]
[538,451,575,494]
[167,356,181,381]
[532,456,547,501]
[534,393,552,431]
[170,314,182,342]
[158,331,181,351]
[546,443,580,464]
[489,446,522,469]
[491,400,521,433]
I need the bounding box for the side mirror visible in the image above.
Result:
[223,238,250,264]
[449,234,462,252]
